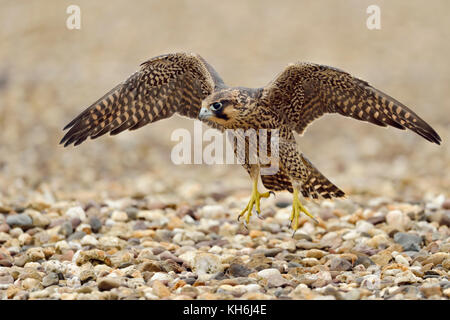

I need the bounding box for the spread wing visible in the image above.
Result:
[60,52,225,147]
[262,63,441,144]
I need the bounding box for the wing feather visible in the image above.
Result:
[263,63,441,144]
[61,53,225,147]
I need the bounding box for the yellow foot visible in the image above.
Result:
[238,180,274,228]
[290,189,318,234]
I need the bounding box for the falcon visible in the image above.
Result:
[61,52,441,231]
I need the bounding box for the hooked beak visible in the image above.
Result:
[198,106,213,121]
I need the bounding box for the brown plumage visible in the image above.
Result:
[61,52,441,228]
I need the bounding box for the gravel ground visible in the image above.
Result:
[1,1,449,300]
[0,192,449,300]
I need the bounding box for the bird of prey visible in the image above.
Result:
[61,52,441,231]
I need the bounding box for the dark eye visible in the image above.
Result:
[210,102,223,111]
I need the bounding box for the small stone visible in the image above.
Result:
[249,230,265,238]
[26,247,45,262]
[367,234,392,248]
[394,254,409,266]
[6,213,33,229]
[81,235,99,246]
[343,230,360,241]
[301,258,320,267]
[443,199,450,210]
[329,257,353,271]
[442,259,450,270]
[0,223,10,233]
[28,211,50,228]
[22,278,40,290]
[111,211,128,222]
[97,277,121,291]
[0,274,14,289]
[139,261,163,272]
[305,249,327,259]
[420,285,442,298]
[42,272,59,287]
[395,270,421,284]
[227,264,253,278]
[439,211,450,227]
[150,272,172,283]
[393,232,422,251]
[59,221,73,237]
[356,220,375,233]
[192,252,223,275]
[262,248,282,257]
[311,271,332,288]
[67,231,86,241]
[422,252,449,266]
[371,252,392,267]
[89,217,102,233]
[65,206,86,221]
[75,249,111,266]
[18,233,32,246]
[257,268,281,279]
[80,269,96,284]
[152,280,171,298]
[386,210,410,231]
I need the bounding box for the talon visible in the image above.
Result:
[269,191,275,198]
[237,179,270,228]
[289,189,317,231]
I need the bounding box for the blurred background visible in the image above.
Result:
[0,0,448,209]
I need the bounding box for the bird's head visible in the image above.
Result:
[198,89,250,128]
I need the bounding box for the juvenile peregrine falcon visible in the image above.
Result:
[61,52,441,231]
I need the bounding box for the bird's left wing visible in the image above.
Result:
[261,63,441,144]
[61,52,225,147]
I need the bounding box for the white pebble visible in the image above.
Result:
[80,235,99,246]
[257,268,281,279]
[394,254,409,266]
[192,252,222,275]
[111,210,128,222]
[386,210,410,230]
[150,272,172,282]
[65,206,86,221]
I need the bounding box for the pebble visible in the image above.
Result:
[0,274,14,289]
[152,280,171,298]
[395,270,421,284]
[150,272,172,283]
[81,235,99,246]
[97,277,121,291]
[386,210,410,231]
[41,272,59,287]
[329,257,353,271]
[393,232,422,251]
[111,211,128,222]
[228,263,253,277]
[26,247,45,262]
[22,278,41,290]
[192,252,223,275]
[89,217,102,233]
[6,214,33,229]
[394,254,409,266]
[422,252,449,266]
[305,249,328,259]
[66,206,87,221]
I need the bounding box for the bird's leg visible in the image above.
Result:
[238,177,273,228]
[290,188,318,232]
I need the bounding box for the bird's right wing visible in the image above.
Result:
[60,52,225,147]
[262,62,441,144]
